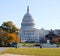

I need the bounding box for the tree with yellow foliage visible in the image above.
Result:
[8,33,20,43]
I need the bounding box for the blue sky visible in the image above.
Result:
[0,0,60,30]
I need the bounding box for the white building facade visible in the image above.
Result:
[39,28,49,39]
[20,6,40,42]
[20,6,49,42]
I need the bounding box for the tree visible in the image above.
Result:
[0,21,20,46]
[0,28,12,46]
[1,21,19,33]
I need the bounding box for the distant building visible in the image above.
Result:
[54,29,60,35]
[39,28,49,39]
[45,29,60,43]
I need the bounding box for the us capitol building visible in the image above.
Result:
[20,6,49,42]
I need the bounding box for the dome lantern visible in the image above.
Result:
[27,6,29,13]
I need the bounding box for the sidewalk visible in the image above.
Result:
[0,47,7,52]
[0,54,28,56]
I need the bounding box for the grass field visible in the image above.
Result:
[18,43,39,46]
[0,48,60,56]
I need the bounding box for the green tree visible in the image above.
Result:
[1,21,19,33]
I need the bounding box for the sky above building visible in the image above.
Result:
[0,0,60,30]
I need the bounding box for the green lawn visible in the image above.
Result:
[18,43,39,46]
[0,48,60,56]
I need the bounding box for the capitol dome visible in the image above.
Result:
[21,6,35,29]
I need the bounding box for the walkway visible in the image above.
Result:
[0,54,28,56]
[0,47,7,51]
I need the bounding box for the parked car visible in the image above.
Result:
[11,42,17,47]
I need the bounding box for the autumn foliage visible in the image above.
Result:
[8,33,20,43]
